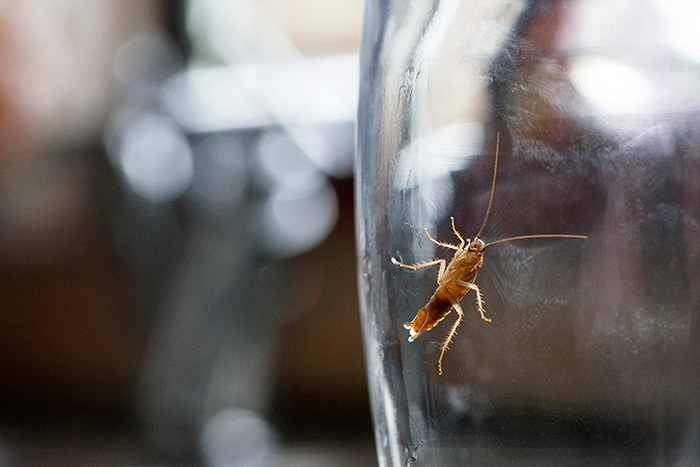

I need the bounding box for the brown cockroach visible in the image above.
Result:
[392,134,587,374]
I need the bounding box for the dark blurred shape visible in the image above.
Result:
[104,1,365,464]
[0,3,168,467]
[0,0,371,465]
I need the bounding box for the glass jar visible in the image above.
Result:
[356,0,700,465]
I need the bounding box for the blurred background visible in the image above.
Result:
[0,1,374,465]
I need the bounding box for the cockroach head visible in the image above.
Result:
[468,238,485,252]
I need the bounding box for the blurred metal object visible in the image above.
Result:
[161,53,357,177]
[200,408,277,467]
[104,1,358,462]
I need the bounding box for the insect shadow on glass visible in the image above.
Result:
[392,134,587,375]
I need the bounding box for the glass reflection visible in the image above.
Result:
[357,0,700,464]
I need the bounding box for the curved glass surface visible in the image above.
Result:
[356,0,700,465]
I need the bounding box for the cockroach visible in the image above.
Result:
[392,134,587,374]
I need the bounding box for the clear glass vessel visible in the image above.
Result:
[356,0,700,465]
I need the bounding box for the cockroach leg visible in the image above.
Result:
[450,217,465,248]
[438,302,465,375]
[392,257,447,285]
[458,280,488,322]
[425,228,459,251]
